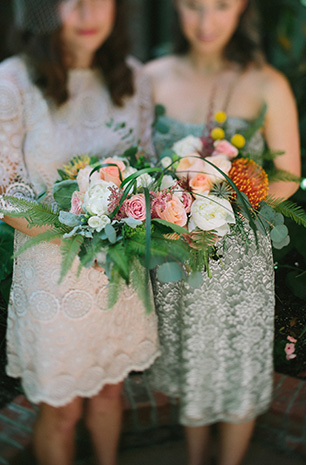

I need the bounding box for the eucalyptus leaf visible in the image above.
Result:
[105,224,117,244]
[121,217,143,228]
[53,180,79,210]
[274,213,285,226]
[157,262,183,283]
[272,235,290,250]
[159,148,176,160]
[155,120,170,134]
[187,271,203,289]
[155,104,166,117]
[270,224,289,242]
[59,211,82,227]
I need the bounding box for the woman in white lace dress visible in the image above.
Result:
[145,1,301,464]
[0,1,159,464]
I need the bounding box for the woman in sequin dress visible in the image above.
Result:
[145,1,301,464]
[0,1,160,464]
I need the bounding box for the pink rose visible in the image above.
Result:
[212,139,239,160]
[156,195,187,227]
[70,191,84,215]
[176,153,205,180]
[286,353,297,360]
[76,166,101,193]
[124,194,146,221]
[189,173,213,195]
[203,154,232,182]
[100,158,126,187]
[287,336,297,343]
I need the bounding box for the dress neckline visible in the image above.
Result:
[159,114,252,128]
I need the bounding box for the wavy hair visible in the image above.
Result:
[11,0,134,106]
[173,0,265,67]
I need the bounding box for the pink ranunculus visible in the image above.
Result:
[189,173,213,195]
[70,191,84,215]
[212,139,239,160]
[124,194,146,221]
[99,158,126,187]
[176,152,206,180]
[286,353,297,360]
[180,191,193,213]
[287,336,297,343]
[157,195,187,227]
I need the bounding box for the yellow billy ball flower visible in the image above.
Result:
[231,134,246,149]
[214,111,227,124]
[211,127,225,140]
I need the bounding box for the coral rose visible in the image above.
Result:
[176,153,205,180]
[189,173,213,195]
[157,195,187,227]
[99,158,126,187]
[124,194,146,221]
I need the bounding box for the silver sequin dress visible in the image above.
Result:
[148,115,275,427]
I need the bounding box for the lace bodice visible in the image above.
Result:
[0,56,154,199]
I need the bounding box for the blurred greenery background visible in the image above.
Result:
[0,0,306,406]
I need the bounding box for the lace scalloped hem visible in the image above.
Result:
[6,350,160,407]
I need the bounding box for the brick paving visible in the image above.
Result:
[0,372,305,465]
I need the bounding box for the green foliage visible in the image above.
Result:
[265,195,306,227]
[157,262,184,283]
[59,235,84,283]
[53,180,79,210]
[268,169,302,184]
[13,231,64,258]
[1,197,62,229]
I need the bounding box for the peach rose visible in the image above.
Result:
[99,158,126,187]
[212,139,238,160]
[70,191,84,215]
[157,195,187,227]
[189,173,213,195]
[76,166,101,194]
[174,191,193,213]
[203,154,232,183]
[124,194,146,221]
[176,153,205,180]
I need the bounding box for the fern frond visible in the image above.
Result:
[268,169,302,184]
[107,272,122,310]
[130,259,153,314]
[261,149,285,161]
[77,239,104,277]
[1,196,62,228]
[264,195,306,227]
[13,231,65,258]
[59,235,84,283]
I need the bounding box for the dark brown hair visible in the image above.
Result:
[11,0,134,106]
[173,0,265,67]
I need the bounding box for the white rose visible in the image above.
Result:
[160,156,173,168]
[172,135,203,158]
[95,249,107,266]
[136,173,153,188]
[123,166,137,180]
[76,166,101,194]
[189,194,235,236]
[160,175,177,190]
[83,180,116,216]
[204,154,231,182]
[88,214,111,232]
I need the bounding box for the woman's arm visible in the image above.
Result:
[262,66,301,199]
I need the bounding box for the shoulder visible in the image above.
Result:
[243,63,294,102]
[0,56,29,84]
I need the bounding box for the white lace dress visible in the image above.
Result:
[0,56,160,407]
[148,115,275,427]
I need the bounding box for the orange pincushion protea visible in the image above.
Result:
[229,158,269,208]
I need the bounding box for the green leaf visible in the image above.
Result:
[0,222,14,281]
[159,148,176,159]
[272,235,290,250]
[268,169,302,184]
[59,211,82,227]
[242,104,267,140]
[152,218,188,235]
[143,188,152,272]
[123,145,139,167]
[59,235,84,283]
[270,225,289,242]
[105,224,117,244]
[264,195,306,227]
[157,262,184,283]
[53,180,79,210]
[107,244,129,283]
[187,271,203,289]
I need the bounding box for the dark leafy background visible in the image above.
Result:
[0,0,305,407]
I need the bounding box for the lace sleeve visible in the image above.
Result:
[0,66,34,216]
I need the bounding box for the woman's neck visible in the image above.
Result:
[186,50,229,75]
